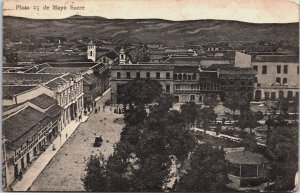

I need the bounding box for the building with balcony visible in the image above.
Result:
[2,94,63,188]
[110,61,256,104]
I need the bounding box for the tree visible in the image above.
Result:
[203,93,218,108]
[214,123,222,135]
[254,110,264,120]
[239,110,259,134]
[118,78,163,107]
[124,105,147,127]
[277,98,290,119]
[223,92,239,115]
[157,93,174,112]
[180,101,199,127]
[239,131,258,152]
[198,106,217,133]
[267,125,298,191]
[81,154,107,192]
[173,144,230,192]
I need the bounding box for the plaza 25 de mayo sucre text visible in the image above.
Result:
[16,4,85,11]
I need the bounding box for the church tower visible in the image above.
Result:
[119,47,126,65]
[87,40,96,62]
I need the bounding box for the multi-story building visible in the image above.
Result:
[110,62,256,104]
[235,51,299,100]
[111,64,174,103]
[2,94,63,188]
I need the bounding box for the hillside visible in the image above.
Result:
[3,15,299,47]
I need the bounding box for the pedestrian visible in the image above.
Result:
[19,169,23,180]
[119,108,122,114]
[103,105,105,112]
[114,109,117,113]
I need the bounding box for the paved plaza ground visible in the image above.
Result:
[30,91,124,191]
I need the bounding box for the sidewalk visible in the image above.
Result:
[12,120,82,191]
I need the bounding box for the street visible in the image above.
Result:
[30,91,124,191]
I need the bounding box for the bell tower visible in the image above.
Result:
[87,40,96,62]
[119,47,126,65]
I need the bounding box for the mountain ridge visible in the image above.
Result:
[3,15,299,47]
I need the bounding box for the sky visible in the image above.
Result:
[3,0,300,23]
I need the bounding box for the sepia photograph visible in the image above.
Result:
[2,0,299,192]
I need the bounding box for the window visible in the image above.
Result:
[284,65,288,74]
[126,72,131,79]
[192,73,196,80]
[276,77,281,84]
[283,78,287,84]
[253,65,258,71]
[277,65,281,73]
[229,81,233,85]
[166,85,170,92]
[190,95,195,101]
[146,72,150,78]
[117,72,121,79]
[166,72,170,79]
[254,77,258,83]
[265,92,270,100]
[248,81,253,86]
[90,51,93,57]
[156,72,160,79]
[262,65,267,74]
[241,81,245,86]
[136,72,140,78]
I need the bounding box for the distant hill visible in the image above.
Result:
[3,16,299,47]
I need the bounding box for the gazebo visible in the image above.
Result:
[225,150,269,188]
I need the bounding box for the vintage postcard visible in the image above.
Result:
[2,0,299,192]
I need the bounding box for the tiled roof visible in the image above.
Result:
[3,106,49,144]
[220,67,256,75]
[24,63,52,73]
[111,64,174,71]
[174,66,199,73]
[47,62,98,68]
[3,73,62,85]
[83,74,100,85]
[29,94,57,109]
[3,86,37,99]
[225,151,269,165]
[38,67,89,74]
[45,77,67,90]
[252,55,299,63]
[45,104,63,118]
[207,63,234,70]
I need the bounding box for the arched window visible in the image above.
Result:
[121,54,124,60]
[178,74,182,80]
